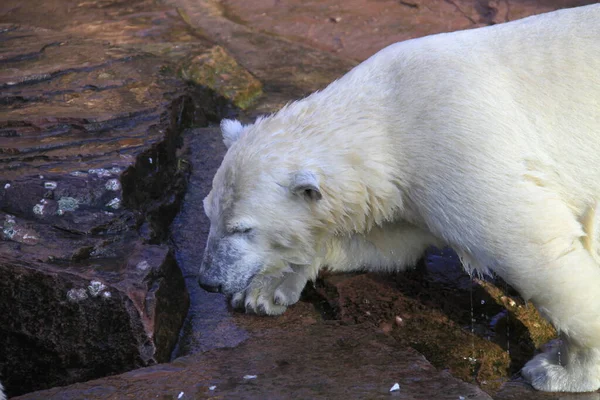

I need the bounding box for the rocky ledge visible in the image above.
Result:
[0,1,235,395]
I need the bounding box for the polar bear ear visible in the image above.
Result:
[220,119,245,148]
[290,171,322,201]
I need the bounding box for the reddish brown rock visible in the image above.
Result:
[219,0,598,62]
[14,302,493,400]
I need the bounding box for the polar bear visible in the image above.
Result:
[198,4,600,393]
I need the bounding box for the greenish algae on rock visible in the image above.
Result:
[180,45,263,109]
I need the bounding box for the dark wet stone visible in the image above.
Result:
[14,303,492,400]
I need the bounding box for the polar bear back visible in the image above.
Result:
[321,4,600,219]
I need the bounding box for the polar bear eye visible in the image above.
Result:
[231,227,253,235]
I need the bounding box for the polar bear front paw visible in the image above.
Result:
[522,345,600,392]
[230,271,308,316]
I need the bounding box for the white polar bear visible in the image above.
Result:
[198,4,600,392]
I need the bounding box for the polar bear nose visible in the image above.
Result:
[199,282,221,293]
[198,276,222,293]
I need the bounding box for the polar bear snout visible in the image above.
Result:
[198,278,221,293]
[198,251,223,293]
[198,235,264,296]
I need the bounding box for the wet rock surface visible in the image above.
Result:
[16,302,493,400]
[3,0,596,399]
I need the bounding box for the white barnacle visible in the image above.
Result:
[105,179,121,191]
[88,280,107,297]
[102,291,112,299]
[67,288,88,302]
[58,197,80,214]
[44,181,57,190]
[3,183,10,189]
[389,383,400,392]
[88,168,112,178]
[33,203,45,215]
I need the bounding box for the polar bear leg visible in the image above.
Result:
[327,222,441,273]
[516,246,600,392]
[522,339,600,392]
[488,197,600,392]
[231,267,311,315]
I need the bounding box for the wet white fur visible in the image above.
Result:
[204,4,600,392]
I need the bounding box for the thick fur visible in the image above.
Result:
[199,4,600,392]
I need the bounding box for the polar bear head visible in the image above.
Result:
[197,118,326,295]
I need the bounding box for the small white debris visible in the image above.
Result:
[67,288,88,302]
[70,171,88,177]
[39,175,44,179]
[22,234,37,240]
[459,396,465,400]
[208,386,216,391]
[5,215,15,224]
[44,181,57,190]
[136,260,150,271]
[149,157,153,164]
[105,179,121,191]
[88,280,107,297]
[395,316,403,326]
[102,291,112,299]
[243,375,257,380]
[390,383,400,392]
[110,167,122,174]
[106,197,121,209]
[177,392,184,399]
[4,183,10,189]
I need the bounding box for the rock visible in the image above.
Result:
[217,0,598,62]
[180,46,263,110]
[13,302,492,400]
[312,248,560,394]
[0,3,230,395]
